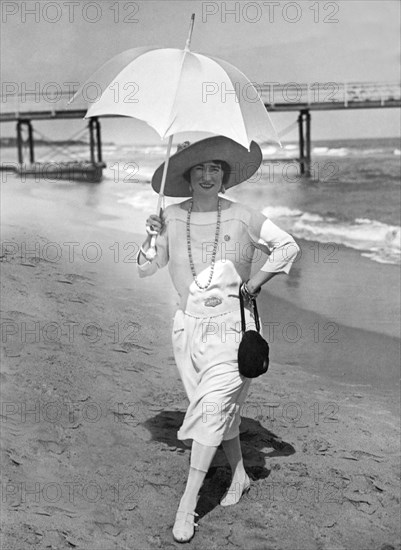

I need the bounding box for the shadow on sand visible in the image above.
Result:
[143,411,295,518]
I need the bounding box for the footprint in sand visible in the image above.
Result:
[3,310,36,321]
[124,362,150,372]
[64,273,95,286]
[94,522,121,537]
[113,342,152,354]
[6,449,24,466]
[303,437,331,455]
[45,290,61,300]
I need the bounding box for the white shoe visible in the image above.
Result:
[220,474,251,506]
[172,509,199,543]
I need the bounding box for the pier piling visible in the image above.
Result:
[27,121,35,163]
[297,110,311,177]
[88,117,102,164]
[95,118,102,163]
[16,120,35,165]
[298,112,304,174]
[16,121,23,164]
[89,118,95,164]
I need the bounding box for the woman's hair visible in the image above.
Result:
[184,160,230,185]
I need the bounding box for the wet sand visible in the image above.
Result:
[1,177,400,549]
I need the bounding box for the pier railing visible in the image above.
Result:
[0,81,400,121]
[0,89,86,121]
[259,81,401,110]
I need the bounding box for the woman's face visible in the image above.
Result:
[189,162,223,197]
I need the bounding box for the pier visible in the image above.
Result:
[0,81,400,179]
[0,90,105,182]
[259,81,401,175]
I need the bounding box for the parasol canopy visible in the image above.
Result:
[70,43,280,150]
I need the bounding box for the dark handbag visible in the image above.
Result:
[238,285,269,378]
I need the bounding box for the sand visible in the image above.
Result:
[1,177,400,550]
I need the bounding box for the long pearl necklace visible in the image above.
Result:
[186,198,222,290]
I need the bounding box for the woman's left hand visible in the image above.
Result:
[244,271,280,299]
[246,280,261,296]
[241,281,261,300]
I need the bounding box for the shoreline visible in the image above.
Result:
[2,176,400,392]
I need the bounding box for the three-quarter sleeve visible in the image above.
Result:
[248,209,300,274]
[136,226,169,278]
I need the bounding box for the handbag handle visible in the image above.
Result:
[239,284,261,334]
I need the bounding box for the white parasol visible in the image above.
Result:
[70,14,280,258]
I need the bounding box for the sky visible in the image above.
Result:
[1,0,400,144]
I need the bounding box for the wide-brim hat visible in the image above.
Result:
[151,136,262,197]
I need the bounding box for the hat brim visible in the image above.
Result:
[151,136,262,197]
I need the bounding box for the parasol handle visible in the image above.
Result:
[145,13,195,261]
[145,135,174,261]
[184,13,195,52]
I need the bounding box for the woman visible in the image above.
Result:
[137,136,299,543]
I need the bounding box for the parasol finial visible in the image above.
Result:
[184,13,195,52]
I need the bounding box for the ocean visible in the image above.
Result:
[98,136,401,267]
[3,137,399,269]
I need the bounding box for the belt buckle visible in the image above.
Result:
[204,296,222,308]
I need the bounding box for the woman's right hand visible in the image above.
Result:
[146,214,164,235]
